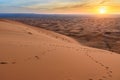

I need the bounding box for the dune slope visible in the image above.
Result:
[0,19,120,80]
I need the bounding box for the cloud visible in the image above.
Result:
[54,3,88,9]
[51,0,114,10]
[99,0,110,4]
[52,1,93,10]
[0,6,39,13]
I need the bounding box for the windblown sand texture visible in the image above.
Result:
[0,19,120,80]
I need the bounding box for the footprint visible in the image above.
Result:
[35,56,40,59]
[95,60,98,63]
[11,62,16,64]
[84,53,113,80]
[105,67,109,69]
[0,61,8,64]
[109,71,112,73]
[27,32,32,35]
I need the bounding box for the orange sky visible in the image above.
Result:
[0,0,120,14]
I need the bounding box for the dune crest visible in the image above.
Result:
[0,19,120,80]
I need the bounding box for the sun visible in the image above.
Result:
[99,6,107,14]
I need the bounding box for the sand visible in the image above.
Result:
[12,17,120,53]
[0,19,120,80]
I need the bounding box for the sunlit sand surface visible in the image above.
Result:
[0,19,120,80]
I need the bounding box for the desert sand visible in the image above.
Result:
[0,19,120,80]
[11,16,120,53]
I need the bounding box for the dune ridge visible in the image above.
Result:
[11,16,120,53]
[0,19,120,80]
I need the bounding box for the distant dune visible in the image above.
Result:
[0,19,120,80]
[7,15,120,53]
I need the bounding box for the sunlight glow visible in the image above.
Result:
[99,6,107,14]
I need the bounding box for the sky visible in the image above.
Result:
[0,0,120,14]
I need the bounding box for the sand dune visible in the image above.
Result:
[0,19,120,80]
[11,17,120,53]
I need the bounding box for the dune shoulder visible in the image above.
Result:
[0,19,120,80]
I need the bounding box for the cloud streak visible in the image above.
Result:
[99,0,110,4]
[51,0,117,10]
